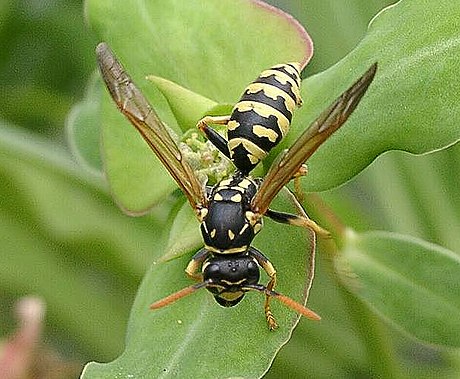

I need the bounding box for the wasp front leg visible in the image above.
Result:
[196,115,232,159]
[185,248,210,282]
[248,246,278,330]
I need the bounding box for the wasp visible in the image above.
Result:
[96,42,377,330]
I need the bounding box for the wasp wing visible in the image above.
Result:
[252,63,377,215]
[96,42,207,211]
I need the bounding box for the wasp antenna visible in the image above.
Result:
[150,281,209,310]
[244,284,321,321]
[271,291,321,321]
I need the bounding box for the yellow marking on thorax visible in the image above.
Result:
[201,221,209,234]
[213,193,224,201]
[228,186,245,193]
[228,229,235,240]
[204,245,247,254]
[253,222,263,234]
[245,211,256,225]
[245,211,263,234]
[199,208,208,222]
[210,229,216,238]
[238,178,253,189]
[239,223,249,235]
[219,178,233,187]
[230,193,242,203]
[214,184,246,194]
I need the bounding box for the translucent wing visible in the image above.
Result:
[252,63,377,215]
[96,42,207,211]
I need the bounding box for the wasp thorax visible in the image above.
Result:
[201,174,259,252]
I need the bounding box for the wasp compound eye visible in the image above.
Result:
[246,260,260,284]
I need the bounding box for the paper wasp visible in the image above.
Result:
[96,42,377,329]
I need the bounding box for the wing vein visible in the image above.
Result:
[252,63,377,215]
[96,42,207,211]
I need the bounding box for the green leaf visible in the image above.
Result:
[0,122,164,359]
[284,0,460,193]
[160,201,202,263]
[87,0,312,102]
[146,75,217,132]
[66,71,104,173]
[351,144,460,252]
[0,123,123,357]
[100,94,178,214]
[81,189,317,379]
[337,230,460,348]
[85,0,313,213]
[283,0,393,76]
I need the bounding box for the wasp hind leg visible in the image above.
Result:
[196,115,231,159]
[266,208,330,237]
[265,186,330,238]
[185,248,209,282]
[248,247,278,330]
[292,164,308,203]
[262,189,321,326]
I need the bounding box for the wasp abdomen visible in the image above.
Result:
[227,63,302,173]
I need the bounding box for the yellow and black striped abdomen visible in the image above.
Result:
[227,63,302,173]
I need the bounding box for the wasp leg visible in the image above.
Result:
[185,248,210,282]
[293,164,308,203]
[266,188,319,310]
[266,208,330,237]
[248,246,278,330]
[292,164,308,179]
[196,115,232,159]
[265,186,330,237]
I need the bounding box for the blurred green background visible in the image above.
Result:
[1,0,459,378]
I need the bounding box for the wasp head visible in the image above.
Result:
[202,255,260,307]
